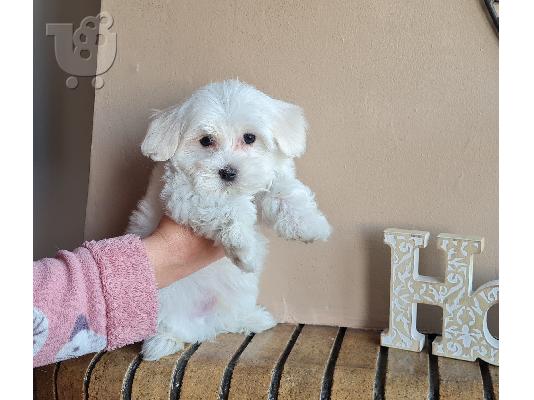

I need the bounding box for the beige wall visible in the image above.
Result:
[86,0,498,333]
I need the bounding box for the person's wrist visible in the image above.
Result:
[142,216,225,289]
[143,229,185,288]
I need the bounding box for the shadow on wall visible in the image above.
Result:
[33,0,101,259]
[362,228,391,329]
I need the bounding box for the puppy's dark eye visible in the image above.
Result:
[243,133,256,144]
[199,135,214,147]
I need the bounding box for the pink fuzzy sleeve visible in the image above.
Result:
[33,234,158,367]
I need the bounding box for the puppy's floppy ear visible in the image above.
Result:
[141,101,189,161]
[271,100,308,158]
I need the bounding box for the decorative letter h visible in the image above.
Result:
[380,229,499,366]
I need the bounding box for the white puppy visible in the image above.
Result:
[127,80,331,361]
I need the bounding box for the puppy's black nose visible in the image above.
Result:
[218,166,238,182]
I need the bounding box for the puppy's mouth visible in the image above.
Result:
[190,161,271,196]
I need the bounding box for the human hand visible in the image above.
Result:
[142,216,225,288]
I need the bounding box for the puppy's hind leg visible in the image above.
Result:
[142,334,185,361]
[126,163,165,238]
[236,306,277,335]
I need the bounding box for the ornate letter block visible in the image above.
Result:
[380,229,499,366]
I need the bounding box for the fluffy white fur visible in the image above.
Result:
[127,80,331,361]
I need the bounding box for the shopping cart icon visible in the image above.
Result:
[46,12,117,89]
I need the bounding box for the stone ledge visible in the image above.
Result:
[33,324,498,399]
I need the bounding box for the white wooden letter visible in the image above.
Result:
[381,229,499,366]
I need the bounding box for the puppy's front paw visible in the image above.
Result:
[226,245,263,272]
[301,212,332,242]
[277,211,332,243]
[222,227,267,272]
